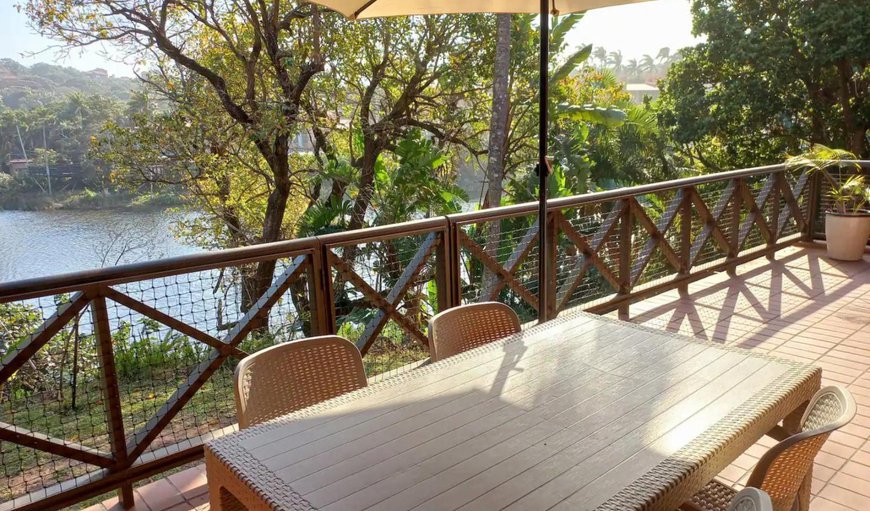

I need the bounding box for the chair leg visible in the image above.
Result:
[784,400,812,511]
[795,469,812,511]
[208,483,223,511]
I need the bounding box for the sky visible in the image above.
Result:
[569,0,703,59]
[0,0,702,78]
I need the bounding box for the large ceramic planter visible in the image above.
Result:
[825,212,870,261]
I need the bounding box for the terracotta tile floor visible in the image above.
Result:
[86,244,870,511]
[83,464,209,511]
[620,244,870,511]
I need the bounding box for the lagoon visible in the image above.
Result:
[0,209,198,283]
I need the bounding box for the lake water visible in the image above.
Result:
[0,209,199,284]
[0,209,296,338]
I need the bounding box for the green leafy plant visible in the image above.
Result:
[786,145,867,214]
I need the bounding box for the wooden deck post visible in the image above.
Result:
[679,188,692,296]
[91,293,134,508]
[728,178,742,276]
[434,226,457,312]
[804,170,822,241]
[767,173,781,261]
[618,200,632,320]
[447,220,462,308]
[307,247,333,336]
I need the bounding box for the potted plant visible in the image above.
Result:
[787,145,870,261]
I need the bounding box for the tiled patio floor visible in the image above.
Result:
[622,244,870,511]
[86,244,870,511]
[83,463,210,511]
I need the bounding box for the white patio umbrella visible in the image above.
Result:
[308,0,651,322]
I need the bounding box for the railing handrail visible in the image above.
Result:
[3,161,865,302]
[0,238,322,302]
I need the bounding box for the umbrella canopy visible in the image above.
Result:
[311,0,650,19]
[307,0,651,322]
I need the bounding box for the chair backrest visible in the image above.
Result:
[746,385,856,511]
[427,302,521,362]
[728,488,773,511]
[233,335,367,429]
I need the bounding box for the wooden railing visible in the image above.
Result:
[0,161,860,510]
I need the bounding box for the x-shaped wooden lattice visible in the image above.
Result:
[458,225,540,311]
[328,232,438,354]
[555,171,809,312]
[555,205,622,310]
[0,255,309,471]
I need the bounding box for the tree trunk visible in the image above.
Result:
[348,141,380,234]
[803,77,829,146]
[288,280,313,336]
[480,14,512,300]
[242,137,292,316]
[341,140,381,269]
[836,59,865,156]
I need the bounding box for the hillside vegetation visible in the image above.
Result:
[0,58,133,108]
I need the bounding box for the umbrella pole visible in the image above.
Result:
[537,0,550,323]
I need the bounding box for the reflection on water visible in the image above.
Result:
[0,209,198,283]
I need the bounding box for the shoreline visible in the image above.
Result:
[0,190,183,212]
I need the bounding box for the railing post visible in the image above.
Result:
[545,209,558,319]
[444,217,462,309]
[804,170,822,241]
[767,172,781,261]
[728,178,742,276]
[678,188,692,296]
[91,291,134,508]
[617,200,632,320]
[307,246,332,336]
[434,224,455,312]
[317,242,338,335]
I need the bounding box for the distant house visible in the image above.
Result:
[7,158,32,172]
[87,68,109,78]
[625,83,660,104]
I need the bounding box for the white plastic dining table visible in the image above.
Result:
[205,310,820,511]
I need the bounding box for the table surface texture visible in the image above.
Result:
[206,311,820,511]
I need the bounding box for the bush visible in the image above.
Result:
[0,172,14,192]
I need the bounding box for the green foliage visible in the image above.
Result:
[658,0,870,169]
[506,61,677,202]
[112,319,207,380]
[0,302,41,353]
[337,320,427,376]
[588,46,681,83]
[785,145,861,175]
[0,172,12,192]
[0,89,130,194]
[829,175,869,214]
[371,130,468,226]
[298,195,353,237]
[786,144,867,214]
[0,301,212,402]
[0,59,133,109]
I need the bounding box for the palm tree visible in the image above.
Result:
[593,46,607,69]
[607,50,623,73]
[624,58,640,81]
[656,47,671,65]
[639,54,655,77]
[481,13,512,296]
